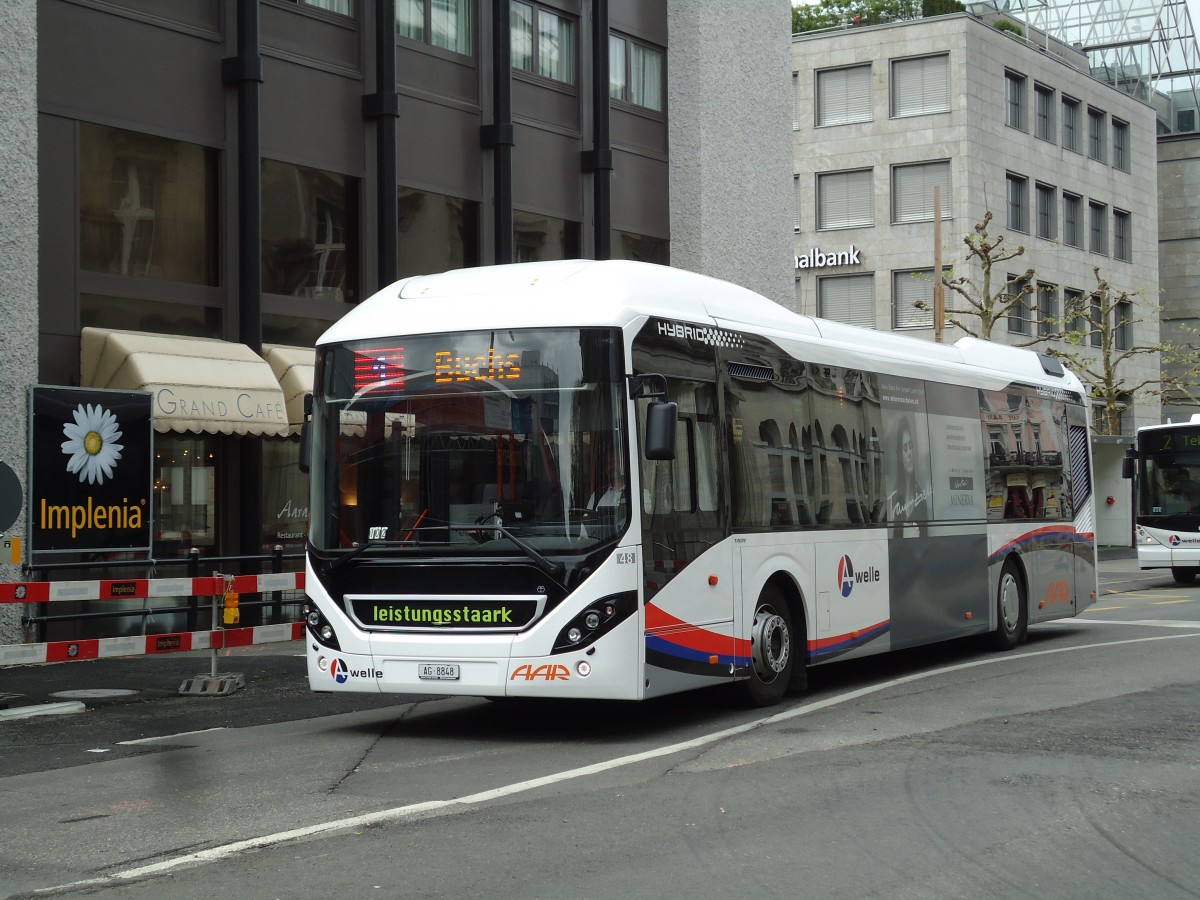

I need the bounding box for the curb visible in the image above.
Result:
[0,700,87,721]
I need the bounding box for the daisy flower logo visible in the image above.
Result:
[61,403,125,485]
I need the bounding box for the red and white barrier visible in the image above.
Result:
[0,622,306,666]
[0,571,308,664]
[0,571,304,604]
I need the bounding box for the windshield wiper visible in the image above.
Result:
[321,540,413,574]
[450,518,566,585]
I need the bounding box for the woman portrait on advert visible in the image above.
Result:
[891,415,930,523]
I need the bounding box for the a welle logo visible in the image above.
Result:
[330,659,381,683]
[837,555,882,598]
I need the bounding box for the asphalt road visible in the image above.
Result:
[1,553,1197,899]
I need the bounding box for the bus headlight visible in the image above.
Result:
[303,603,341,650]
[552,591,637,654]
[576,661,592,677]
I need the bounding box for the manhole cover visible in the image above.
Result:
[49,689,139,700]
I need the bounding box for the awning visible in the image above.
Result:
[80,327,290,437]
[263,344,315,436]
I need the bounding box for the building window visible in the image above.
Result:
[297,0,353,14]
[262,159,359,305]
[514,209,580,261]
[818,273,875,328]
[892,268,948,329]
[1089,200,1108,254]
[1065,288,1086,334]
[397,0,474,54]
[79,124,219,287]
[890,54,950,118]
[892,160,951,223]
[817,169,873,230]
[1113,209,1131,261]
[512,1,575,84]
[1180,108,1197,132]
[1035,182,1056,241]
[1005,70,1026,131]
[1006,172,1028,233]
[1062,96,1080,152]
[1115,299,1132,350]
[817,64,871,126]
[1087,107,1105,161]
[1112,119,1130,171]
[397,186,479,279]
[1090,294,1102,347]
[1063,191,1082,248]
[611,230,668,264]
[793,175,802,232]
[792,72,800,129]
[1037,283,1058,337]
[1034,83,1055,141]
[1007,274,1031,335]
[610,33,663,111]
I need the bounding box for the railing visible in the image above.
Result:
[15,546,305,643]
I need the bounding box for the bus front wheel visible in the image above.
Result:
[991,558,1028,651]
[741,584,794,707]
[1171,566,1198,585]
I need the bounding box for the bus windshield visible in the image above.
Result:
[1139,442,1200,520]
[309,327,628,558]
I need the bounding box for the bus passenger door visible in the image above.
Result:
[636,375,733,691]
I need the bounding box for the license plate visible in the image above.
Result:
[418,662,460,681]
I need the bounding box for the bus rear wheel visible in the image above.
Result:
[1171,566,1198,585]
[991,558,1028,651]
[740,584,794,707]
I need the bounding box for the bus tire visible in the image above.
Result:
[1171,566,1198,585]
[740,583,794,707]
[991,557,1028,651]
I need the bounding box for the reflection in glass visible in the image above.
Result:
[262,159,359,305]
[310,328,627,559]
[397,187,480,278]
[82,294,221,339]
[610,230,668,265]
[79,124,218,285]
[514,210,580,262]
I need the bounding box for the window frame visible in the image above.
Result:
[1005,70,1027,131]
[1035,181,1056,241]
[1034,83,1055,142]
[1089,200,1108,255]
[890,54,951,118]
[396,0,475,56]
[1112,118,1130,171]
[1062,96,1081,152]
[891,160,951,224]
[817,272,876,328]
[1087,106,1106,162]
[1113,208,1131,262]
[511,0,577,86]
[1037,283,1058,337]
[816,168,874,231]
[817,64,873,127]
[1007,273,1032,335]
[609,31,664,113]
[1006,172,1029,234]
[1063,191,1082,248]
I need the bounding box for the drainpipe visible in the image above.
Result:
[364,0,400,288]
[583,0,612,259]
[482,0,514,264]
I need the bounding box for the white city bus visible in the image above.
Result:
[1124,415,1200,583]
[300,260,1097,706]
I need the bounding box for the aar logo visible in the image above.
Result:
[838,556,856,597]
[1169,534,1182,547]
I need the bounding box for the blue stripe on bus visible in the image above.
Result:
[645,634,749,668]
[809,620,891,661]
[989,526,1094,562]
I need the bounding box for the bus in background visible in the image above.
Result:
[1123,415,1200,583]
[299,260,1098,707]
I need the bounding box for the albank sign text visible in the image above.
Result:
[794,245,861,270]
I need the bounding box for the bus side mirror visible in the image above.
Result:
[644,400,678,460]
[298,393,313,475]
[1121,450,1135,480]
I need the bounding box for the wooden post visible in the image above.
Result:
[933,185,944,343]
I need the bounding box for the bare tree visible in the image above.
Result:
[1039,266,1161,436]
[914,211,1034,340]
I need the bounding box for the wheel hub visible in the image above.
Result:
[751,606,790,681]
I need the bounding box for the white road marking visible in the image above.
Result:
[34,628,1200,896]
[117,728,227,746]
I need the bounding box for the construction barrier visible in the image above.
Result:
[0,571,307,665]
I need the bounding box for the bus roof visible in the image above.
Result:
[320,260,1082,395]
